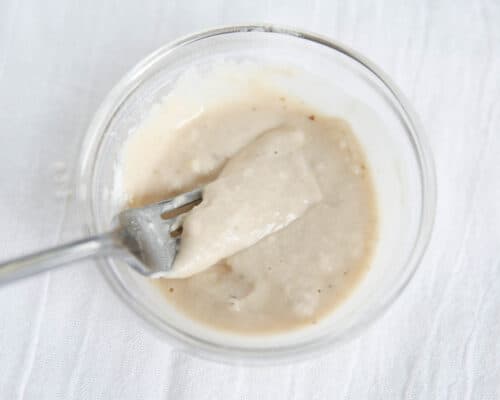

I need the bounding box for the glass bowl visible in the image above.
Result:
[76,25,436,364]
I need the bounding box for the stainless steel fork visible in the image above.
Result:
[0,188,202,285]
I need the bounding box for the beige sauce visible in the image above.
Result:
[123,89,378,334]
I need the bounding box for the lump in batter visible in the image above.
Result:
[164,148,322,278]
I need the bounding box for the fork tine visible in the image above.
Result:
[148,188,203,215]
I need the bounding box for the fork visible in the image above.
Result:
[0,188,202,286]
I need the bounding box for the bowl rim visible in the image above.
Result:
[76,24,436,365]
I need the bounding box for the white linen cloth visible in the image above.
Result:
[0,0,499,398]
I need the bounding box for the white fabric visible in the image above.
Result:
[1,1,499,398]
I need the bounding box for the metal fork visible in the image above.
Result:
[0,188,202,286]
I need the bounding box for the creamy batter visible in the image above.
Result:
[123,78,378,334]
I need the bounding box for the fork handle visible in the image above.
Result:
[0,231,124,286]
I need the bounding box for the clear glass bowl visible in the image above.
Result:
[76,25,436,364]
